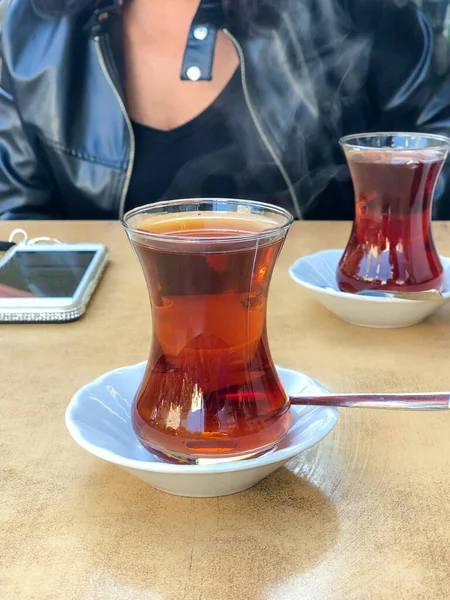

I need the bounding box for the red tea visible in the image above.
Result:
[338,149,445,293]
[131,213,290,463]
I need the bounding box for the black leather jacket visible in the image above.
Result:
[1,0,450,220]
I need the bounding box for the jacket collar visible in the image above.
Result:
[181,0,226,81]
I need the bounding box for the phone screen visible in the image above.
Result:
[0,250,96,298]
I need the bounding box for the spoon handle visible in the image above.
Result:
[289,393,450,410]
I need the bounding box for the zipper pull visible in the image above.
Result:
[85,0,122,37]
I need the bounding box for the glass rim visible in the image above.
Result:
[339,131,450,151]
[122,198,294,244]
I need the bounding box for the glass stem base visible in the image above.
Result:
[137,437,282,465]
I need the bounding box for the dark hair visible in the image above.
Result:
[31,0,261,21]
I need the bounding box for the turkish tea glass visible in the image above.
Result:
[337,132,450,293]
[123,198,293,464]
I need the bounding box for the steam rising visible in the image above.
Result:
[241,0,376,216]
[162,0,447,218]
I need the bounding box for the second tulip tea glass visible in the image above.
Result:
[338,133,450,293]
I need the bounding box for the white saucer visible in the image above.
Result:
[65,362,337,497]
[289,249,450,328]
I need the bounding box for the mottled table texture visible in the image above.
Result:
[2,221,450,600]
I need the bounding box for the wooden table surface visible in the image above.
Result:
[1,220,450,600]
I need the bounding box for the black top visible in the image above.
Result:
[126,69,269,210]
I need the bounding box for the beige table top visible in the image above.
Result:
[1,220,450,600]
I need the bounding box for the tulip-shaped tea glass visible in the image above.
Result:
[337,133,450,293]
[123,199,293,464]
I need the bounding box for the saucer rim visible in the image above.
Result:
[289,249,450,304]
[65,361,338,475]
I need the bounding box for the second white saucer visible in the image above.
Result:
[289,249,450,328]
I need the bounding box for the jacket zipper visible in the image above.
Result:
[95,36,135,220]
[223,29,302,219]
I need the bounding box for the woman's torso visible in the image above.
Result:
[1,0,446,220]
